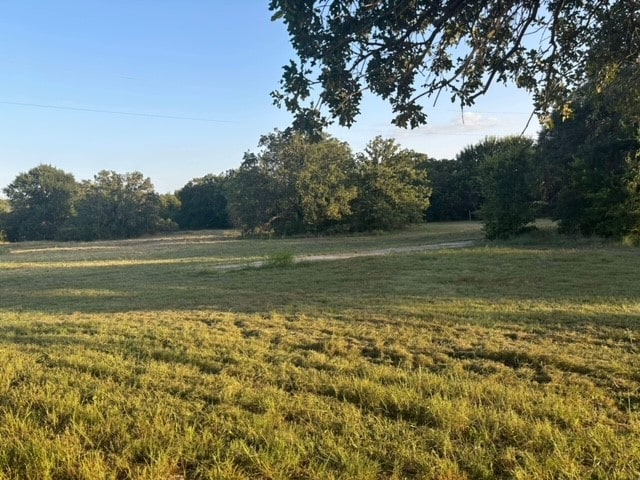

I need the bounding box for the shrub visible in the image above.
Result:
[623,229,640,247]
[264,251,295,268]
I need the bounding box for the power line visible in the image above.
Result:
[0,100,535,127]
[0,100,237,123]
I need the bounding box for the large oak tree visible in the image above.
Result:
[270,0,639,134]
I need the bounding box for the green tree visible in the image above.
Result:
[72,171,162,240]
[270,0,639,134]
[176,175,230,230]
[0,199,10,242]
[226,132,306,235]
[624,151,640,245]
[3,164,77,241]
[296,138,357,232]
[537,76,639,238]
[227,131,357,235]
[424,137,511,222]
[423,158,474,222]
[351,137,431,231]
[157,193,181,232]
[479,137,536,239]
[452,138,502,219]
[226,154,281,235]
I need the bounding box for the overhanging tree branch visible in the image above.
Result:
[270,0,639,134]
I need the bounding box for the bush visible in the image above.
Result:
[155,218,179,233]
[623,230,640,247]
[264,251,295,268]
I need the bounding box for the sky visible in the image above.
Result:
[0,0,541,195]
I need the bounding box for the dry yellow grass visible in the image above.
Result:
[0,222,638,479]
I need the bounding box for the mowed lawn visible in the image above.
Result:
[0,222,638,479]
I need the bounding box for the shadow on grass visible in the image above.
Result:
[1,247,639,329]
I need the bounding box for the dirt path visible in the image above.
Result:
[216,240,476,271]
[299,240,476,261]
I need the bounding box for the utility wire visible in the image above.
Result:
[0,100,237,123]
[0,101,535,131]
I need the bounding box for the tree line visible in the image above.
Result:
[4,2,637,244]
[426,70,640,243]
[2,88,639,243]
[0,168,172,242]
[0,133,431,242]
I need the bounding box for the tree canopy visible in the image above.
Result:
[2,164,77,241]
[352,136,431,231]
[270,0,640,134]
[226,131,360,235]
[479,137,536,239]
[226,131,430,235]
[537,71,640,237]
[71,171,163,240]
[175,175,230,230]
[0,167,174,242]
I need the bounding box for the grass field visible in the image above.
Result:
[0,221,639,479]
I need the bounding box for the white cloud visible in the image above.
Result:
[455,111,500,129]
[329,105,541,160]
[377,111,504,142]
[419,111,501,134]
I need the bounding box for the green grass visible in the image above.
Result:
[261,251,296,269]
[0,222,639,479]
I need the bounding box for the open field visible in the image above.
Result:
[0,221,639,479]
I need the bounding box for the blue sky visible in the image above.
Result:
[1,1,541,194]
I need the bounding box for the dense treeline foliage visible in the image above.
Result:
[0,134,432,241]
[1,166,171,242]
[479,138,536,239]
[175,175,230,230]
[537,68,640,240]
[425,138,510,222]
[2,165,77,241]
[351,137,430,232]
[425,136,537,239]
[426,68,640,241]
[66,171,165,241]
[226,132,430,235]
[2,105,638,242]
